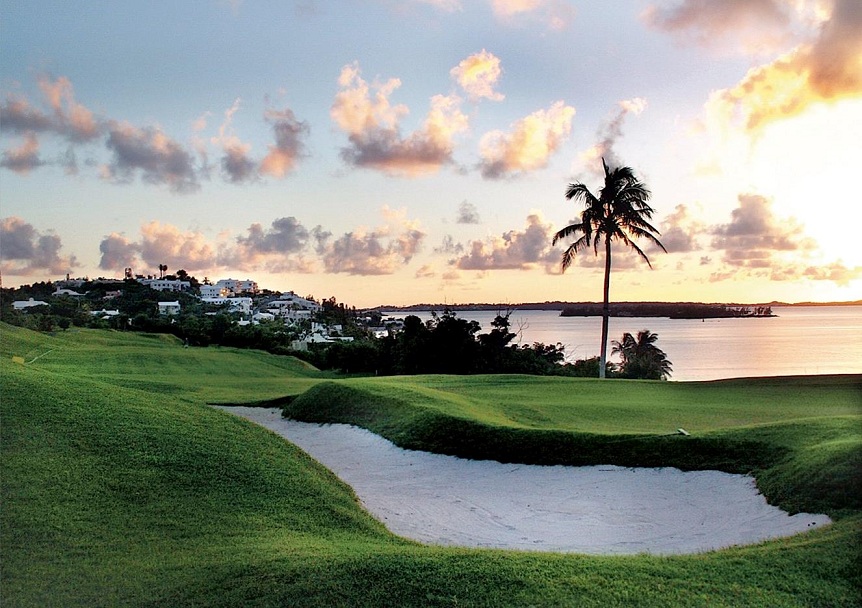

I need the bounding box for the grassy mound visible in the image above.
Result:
[3,323,861,606]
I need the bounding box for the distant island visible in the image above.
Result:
[558,302,775,319]
[373,300,861,319]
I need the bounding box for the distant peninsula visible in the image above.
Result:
[373,300,861,319]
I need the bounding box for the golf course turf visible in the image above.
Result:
[2,322,860,606]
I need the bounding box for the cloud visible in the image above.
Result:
[236,216,309,254]
[224,216,317,272]
[0,96,54,135]
[259,107,309,177]
[490,0,575,30]
[643,0,795,55]
[211,100,308,182]
[0,76,100,175]
[580,98,646,172]
[479,100,575,179]
[0,76,101,144]
[703,193,859,285]
[703,0,862,133]
[456,200,480,224]
[414,264,436,278]
[656,204,705,253]
[451,50,504,102]
[37,76,101,142]
[135,221,218,270]
[211,99,257,184]
[220,142,257,183]
[315,207,426,274]
[453,212,557,270]
[331,62,468,176]
[0,217,78,275]
[103,122,200,193]
[0,133,44,174]
[98,233,140,270]
[801,262,862,285]
[710,194,814,267]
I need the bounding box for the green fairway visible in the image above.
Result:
[2,324,861,606]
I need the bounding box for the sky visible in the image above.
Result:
[2,0,861,307]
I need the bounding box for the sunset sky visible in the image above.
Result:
[2,0,861,307]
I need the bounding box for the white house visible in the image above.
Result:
[157,301,181,315]
[53,288,84,297]
[200,284,231,298]
[277,291,321,311]
[12,298,49,310]
[140,278,191,292]
[90,309,120,319]
[213,278,258,295]
[200,297,253,315]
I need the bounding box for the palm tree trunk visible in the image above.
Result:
[599,237,612,378]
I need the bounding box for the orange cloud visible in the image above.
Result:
[451,50,504,102]
[331,62,468,176]
[479,100,575,179]
[37,76,100,142]
[491,0,574,30]
[0,133,43,174]
[259,107,308,178]
[137,221,218,270]
[705,0,862,133]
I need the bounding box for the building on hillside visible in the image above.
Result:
[158,301,181,315]
[139,278,191,292]
[53,288,84,297]
[90,309,120,319]
[252,311,275,323]
[200,297,253,315]
[12,298,49,311]
[200,284,231,298]
[277,291,321,311]
[213,278,258,295]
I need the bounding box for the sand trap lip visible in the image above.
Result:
[216,406,831,555]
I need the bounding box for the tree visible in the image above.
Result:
[611,329,673,380]
[552,159,666,378]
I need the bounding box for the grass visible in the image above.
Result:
[2,323,861,606]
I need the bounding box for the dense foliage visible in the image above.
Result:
[611,330,673,380]
[303,310,605,377]
[3,282,670,378]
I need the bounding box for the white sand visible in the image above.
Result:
[216,406,831,555]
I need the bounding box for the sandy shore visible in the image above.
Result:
[216,406,831,555]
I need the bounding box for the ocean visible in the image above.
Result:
[381,306,862,381]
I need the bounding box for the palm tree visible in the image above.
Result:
[552,159,666,378]
[611,329,673,380]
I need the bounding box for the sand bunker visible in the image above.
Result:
[217,406,830,555]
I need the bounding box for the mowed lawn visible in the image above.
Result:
[2,323,861,607]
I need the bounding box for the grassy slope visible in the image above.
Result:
[2,324,861,607]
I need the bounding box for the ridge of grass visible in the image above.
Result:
[2,323,861,606]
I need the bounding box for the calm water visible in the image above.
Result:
[382,306,862,381]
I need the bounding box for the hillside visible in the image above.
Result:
[2,323,860,606]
